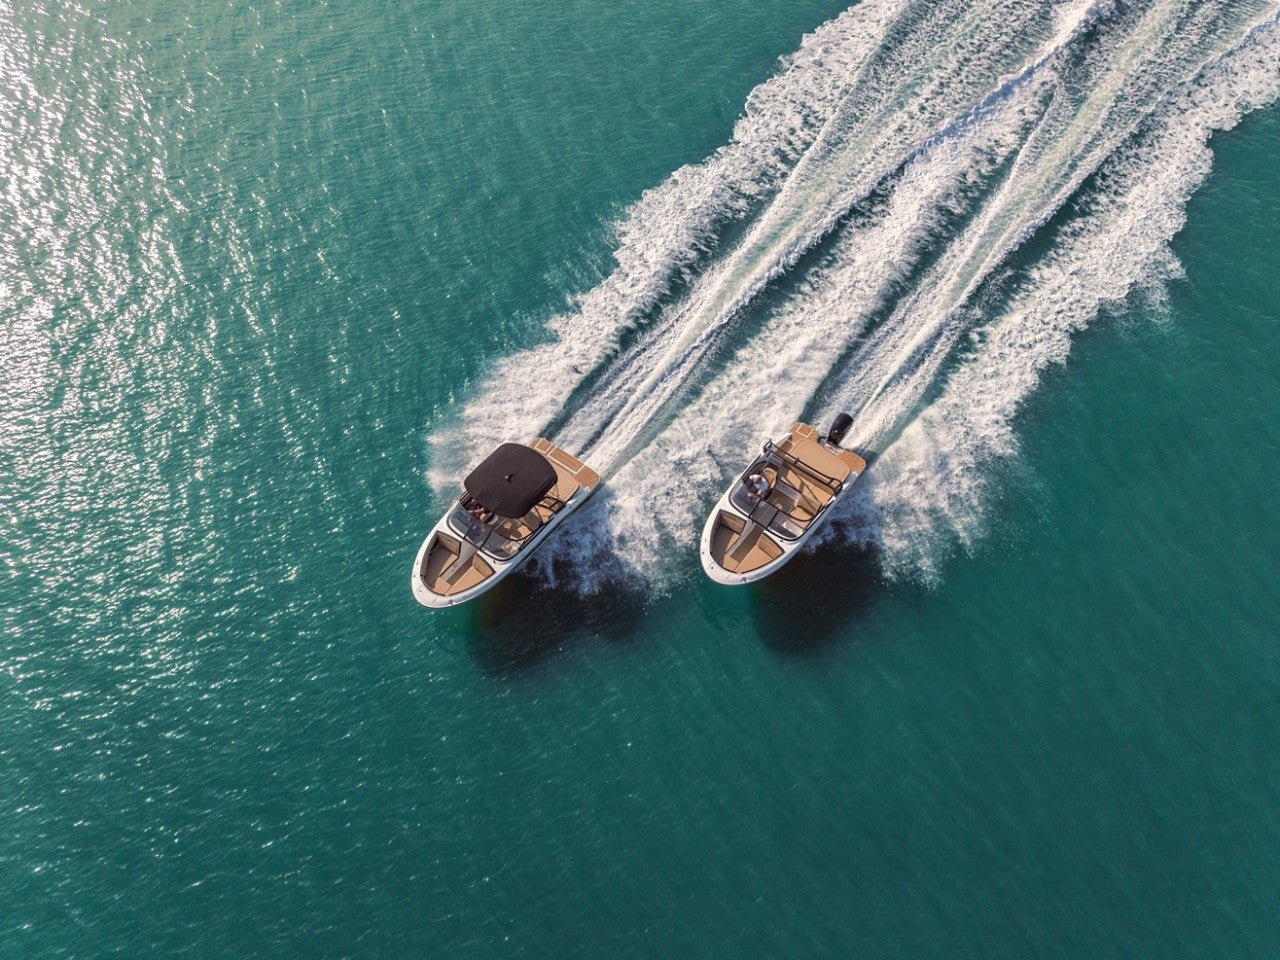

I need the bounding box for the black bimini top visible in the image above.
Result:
[463,443,557,519]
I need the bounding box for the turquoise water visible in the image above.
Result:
[3,0,1280,957]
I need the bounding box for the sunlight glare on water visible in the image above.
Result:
[3,1,1280,957]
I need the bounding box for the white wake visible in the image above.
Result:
[426,0,1280,592]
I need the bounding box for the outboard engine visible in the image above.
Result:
[826,412,854,447]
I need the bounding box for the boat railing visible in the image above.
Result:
[759,441,845,493]
[449,492,568,561]
[729,445,844,542]
[742,488,830,542]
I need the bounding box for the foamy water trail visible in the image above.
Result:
[429,0,1280,592]
[424,0,906,488]
[526,79,1056,583]
[823,0,1270,452]
[433,0,1101,483]
[561,0,1104,472]
[821,8,1280,583]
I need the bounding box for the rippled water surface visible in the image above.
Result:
[3,1,1279,957]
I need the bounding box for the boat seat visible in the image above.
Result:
[492,512,539,544]
[532,496,565,525]
[778,432,853,484]
[731,502,780,562]
[728,520,763,562]
[443,539,479,583]
[768,484,817,526]
[775,462,836,509]
[710,508,783,574]
[530,438,597,503]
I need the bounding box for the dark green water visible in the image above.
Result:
[2,1,1279,957]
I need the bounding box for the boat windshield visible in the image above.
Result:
[446,492,566,560]
[728,445,844,542]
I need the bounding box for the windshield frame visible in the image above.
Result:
[729,443,845,542]
[446,491,567,560]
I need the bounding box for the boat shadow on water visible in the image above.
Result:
[461,564,649,675]
[746,540,884,656]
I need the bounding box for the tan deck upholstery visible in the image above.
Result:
[767,481,821,524]
[530,438,600,510]
[491,513,539,542]
[708,510,782,574]
[420,532,494,596]
[786,422,866,474]
[739,423,867,536]
[777,434,853,483]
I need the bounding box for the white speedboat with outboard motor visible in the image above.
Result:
[411,438,600,608]
[699,415,865,585]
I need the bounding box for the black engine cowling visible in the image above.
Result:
[826,412,854,447]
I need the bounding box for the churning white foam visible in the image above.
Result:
[425,0,908,488]
[528,76,1055,588]
[431,0,1091,485]
[819,11,1280,583]
[557,0,1104,473]
[429,0,1280,593]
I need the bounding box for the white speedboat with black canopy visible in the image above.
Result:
[699,415,865,585]
[412,439,600,608]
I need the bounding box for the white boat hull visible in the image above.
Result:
[699,420,864,586]
[698,482,849,586]
[411,485,595,608]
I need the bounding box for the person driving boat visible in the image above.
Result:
[745,472,771,503]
